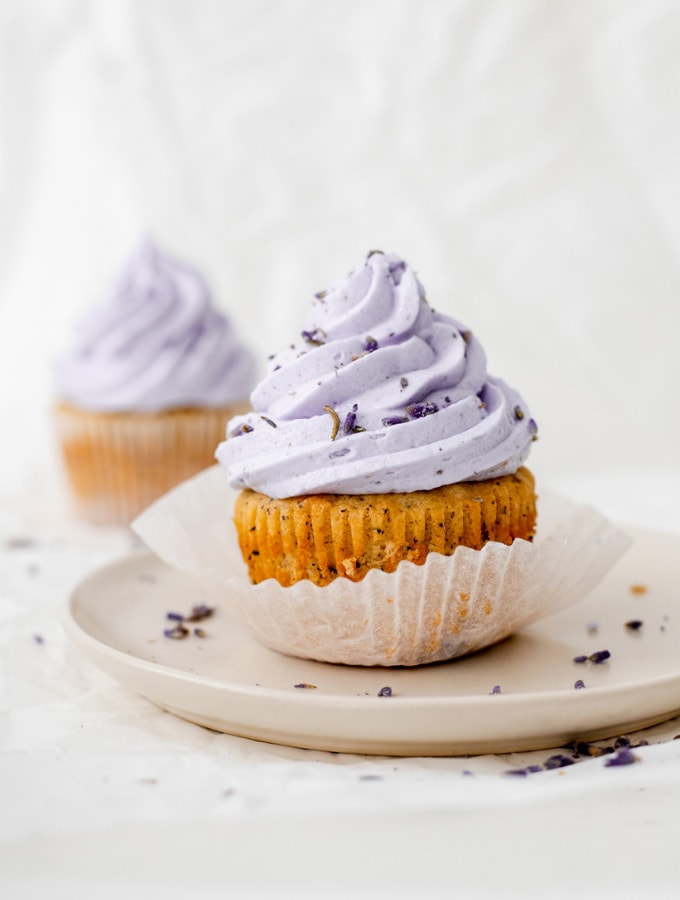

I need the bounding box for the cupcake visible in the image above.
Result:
[134,249,628,666]
[217,250,538,587]
[54,240,256,526]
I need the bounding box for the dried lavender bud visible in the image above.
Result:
[573,654,588,663]
[301,328,325,345]
[614,736,631,748]
[574,679,586,690]
[164,625,189,640]
[377,686,392,697]
[314,290,327,300]
[543,754,575,769]
[625,620,643,631]
[193,628,207,638]
[589,649,611,663]
[407,400,439,419]
[231,423,253,438]
[489,685,501,695]
[293,682,317,689]
[166,612,184,622]
[260,416,277,428]
[604,748,638,767]
[342,409,357,434]
[382,415,409,427]
[400,376,408,388]
[514,405,524,420]
[363,335,378,353]
[185,604,214,623]
[323,405,340,441]
[528,418,538,435]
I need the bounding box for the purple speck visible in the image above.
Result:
[461,770,474,777]
[193,628,207,638]
[589,649,611,664]
[33,634,44,645]
[164,625,189,640]
[378,686,392,697]
[528,418,538,435]
[574,679,586,690]
[166,612,184,622]
[293,682,317,689]
[543,754,575,770]
[573,654,588,663]
[342,409,357,434]
[185,604,214,623]
[406,400,439,419]
[363,336,378,353]
[605,748,639,767]
[382,415,409,427]
[329,447,350,458]
[301,328,325,345]
[489,685,501,695]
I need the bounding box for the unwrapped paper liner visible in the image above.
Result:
[132,466,631,667]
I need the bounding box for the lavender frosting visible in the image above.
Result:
[216,251,536,497]
[55,241,256,412]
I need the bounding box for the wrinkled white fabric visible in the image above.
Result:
[2,2,680,895]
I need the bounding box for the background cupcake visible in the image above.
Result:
[54,240,256,526]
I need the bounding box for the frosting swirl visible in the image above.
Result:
[216,251,536,497]
[55,241,256,411]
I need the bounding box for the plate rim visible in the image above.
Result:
[61,531,680,754]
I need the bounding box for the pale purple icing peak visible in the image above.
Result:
[216,251,536,497]
[55,241,256,411]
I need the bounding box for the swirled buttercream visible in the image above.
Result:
[216,251,536,497]
[55,241,256,411]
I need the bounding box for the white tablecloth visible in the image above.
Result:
[2,470,680,898]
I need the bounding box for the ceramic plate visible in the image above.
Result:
[63,527,680,756]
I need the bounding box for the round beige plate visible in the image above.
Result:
[64,527,680,756]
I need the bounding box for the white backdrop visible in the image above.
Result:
[1,0,679,502]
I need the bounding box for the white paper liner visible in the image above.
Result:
[132,466,632,667]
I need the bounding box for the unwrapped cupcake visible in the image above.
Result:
[135,249,629,666]
[54,240,256,526]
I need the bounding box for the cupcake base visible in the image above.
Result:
[55,402,248,526]
[233,468,537,586]
[131,467,631,667]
